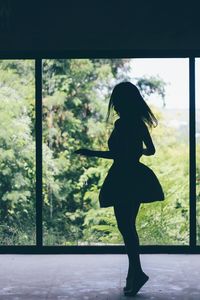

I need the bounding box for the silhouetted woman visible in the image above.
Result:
[75,82,164,297]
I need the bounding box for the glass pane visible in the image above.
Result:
[132,59,189,245]
[42,58,189,246]
[196,58,200,245]
[0,60,36,245]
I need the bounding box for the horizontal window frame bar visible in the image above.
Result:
[0,245,200,254]
[0,51,200,59]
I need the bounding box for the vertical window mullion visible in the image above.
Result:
[189,57,196,248]
[35,59,43,247]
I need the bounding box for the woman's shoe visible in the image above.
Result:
[124,272,149,297]
[123,277,133,292]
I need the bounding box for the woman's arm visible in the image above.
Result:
[142,124,156,156]
[74,149,113,159]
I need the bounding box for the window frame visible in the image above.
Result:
[0,51,198,254]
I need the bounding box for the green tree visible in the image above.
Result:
[0,60,35,244]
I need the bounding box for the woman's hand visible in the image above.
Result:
[74,148,94,157]
[142,148,155,156]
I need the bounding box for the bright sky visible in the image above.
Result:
[129,58,190,109]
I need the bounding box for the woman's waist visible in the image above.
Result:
[112,158,141,166]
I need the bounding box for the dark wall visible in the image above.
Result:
[0,1,200,55]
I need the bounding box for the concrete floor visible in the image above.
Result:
[0,255,199,300]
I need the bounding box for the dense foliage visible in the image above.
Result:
[0,59,199,246]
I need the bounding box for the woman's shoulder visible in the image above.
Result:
[114,118,144,137]
[114,118,131,130]
[121,118,144,129]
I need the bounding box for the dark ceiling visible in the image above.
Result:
[0,1,199,54]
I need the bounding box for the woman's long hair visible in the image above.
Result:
[106,82,158,128]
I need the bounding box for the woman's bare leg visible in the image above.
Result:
[114,200,142,279]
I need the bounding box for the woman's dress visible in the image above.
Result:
[99,118,165,208]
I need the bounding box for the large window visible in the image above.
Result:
[0,60,36,245]
[42,58,189,246]
[0,56,198,252]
